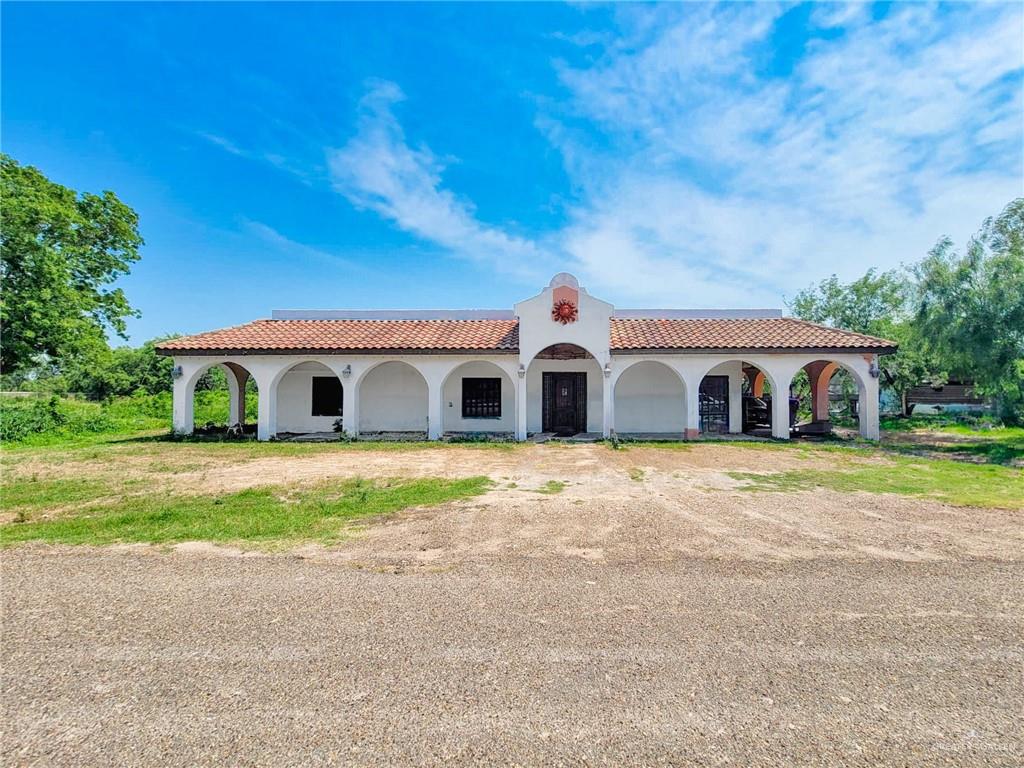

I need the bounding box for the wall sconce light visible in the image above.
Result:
[517,364,526,379]
[603,362,612,378]
[171,365,183,380]
[869,360,880,379]
[342,364,352,379]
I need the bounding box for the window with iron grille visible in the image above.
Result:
[311,377,343,417]
[462,377,501,418]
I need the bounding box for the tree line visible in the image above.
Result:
[787,199,1023,422]
[2,153,1022,423]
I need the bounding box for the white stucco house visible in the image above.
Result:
[157,273,896,441]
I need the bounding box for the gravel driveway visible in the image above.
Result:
[2,445,1023,766]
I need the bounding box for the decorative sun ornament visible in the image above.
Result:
[552,298,578,324]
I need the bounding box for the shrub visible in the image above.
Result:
[0,396,65,441]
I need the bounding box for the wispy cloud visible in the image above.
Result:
[550,2,1023,303]
[193,4,1023,308]
[325,80,549,280]
[195,130,316,185]
[241,219,375,276]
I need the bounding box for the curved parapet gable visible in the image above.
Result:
[515,274,613,365]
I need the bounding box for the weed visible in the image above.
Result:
[532,480,566,495]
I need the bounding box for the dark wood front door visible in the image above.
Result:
[543,372,587,436]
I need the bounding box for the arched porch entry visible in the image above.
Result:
[612,361,687,436]
[788,359,870,437]
[525,344,604,437]
[441,361,516,436]
[181,361,258,436]
[357,361,429,438]
[271,361,345,437]
[696,360,782,437]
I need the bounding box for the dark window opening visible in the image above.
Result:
[312,377,343,417]
[462,377,501,418]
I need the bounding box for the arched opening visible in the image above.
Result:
[273,361,345,438]
[358,361,428,438]
[790,360,866,437]
[526,344,603,437]
[739,363,777,436]
[613,361,686,436]
[698,360,784,437]
[185,362,257,437]
[441,361,515,437]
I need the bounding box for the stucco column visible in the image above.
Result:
[256,378,276,441]
[342,374,358,437]
[512,368,528,442]
[771,395,791,440]
[427,379,443,440]
[749,370,765,398]
[602,366,614,438]
[804,361,838,422]
[224,363,249,426]
[728,365,743,434]
[685,380,701,439]
[860,373,880,440]
[171,368,193,435]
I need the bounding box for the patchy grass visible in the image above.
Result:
[608,438,693,451]
[0,476,492,548]
[881,422,1024,466]
[729,456,1023,509]
[3,477,115,514]
[532,480,566,495]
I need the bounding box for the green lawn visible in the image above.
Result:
[729,455,1023,509]
[1,476,492,547]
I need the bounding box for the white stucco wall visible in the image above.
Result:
[515,285,612,365]
[613,361,686,433]
[275,363,343,434]
[358,361,428,432]
[441,362,515,433]
[525,357,604,433]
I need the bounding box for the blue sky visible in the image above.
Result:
[3,2,1022,343]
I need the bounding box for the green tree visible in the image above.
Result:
[787,270,938,416]
[914,199,1024,424]
[788,270,907,336]
[62,337,177,400]
[1,154,143,377]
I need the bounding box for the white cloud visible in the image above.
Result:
[212,4,1023,308]
[550,2,1024,303]
[326,80,549,281]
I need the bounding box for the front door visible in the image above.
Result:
[543,372,587,436]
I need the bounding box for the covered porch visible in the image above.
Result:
[168,351,880,442]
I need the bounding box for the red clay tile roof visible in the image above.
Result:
[156,317,895,355]
[609,317,896,352]
[155,319,520,354]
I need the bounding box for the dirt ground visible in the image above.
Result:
[2,444,1023,765]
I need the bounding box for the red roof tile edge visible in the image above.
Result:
[156,317,897,355]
